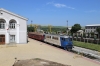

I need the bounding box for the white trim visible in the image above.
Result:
[6,19,9,44]
[0,8,28,21]
[86,24,100,26]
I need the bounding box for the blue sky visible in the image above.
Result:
[0,0,100,27]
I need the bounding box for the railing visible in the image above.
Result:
[73,37,100,44]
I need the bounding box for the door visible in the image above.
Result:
[10,35,15,43]
[0,35,5,45]
[60,37,64,47]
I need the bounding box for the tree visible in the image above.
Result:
[96,27,100,37]
[90,32,94,38]
[96,27,100,44]
[27,26,34,32]
[71,24,81,35]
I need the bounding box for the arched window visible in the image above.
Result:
[0,19,5,29]
[9,19,16,29]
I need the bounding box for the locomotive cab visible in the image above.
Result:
[60,36,73,51]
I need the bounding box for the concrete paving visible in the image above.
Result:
[0,38,100,66]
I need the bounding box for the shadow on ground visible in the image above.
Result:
[13,58,71,66]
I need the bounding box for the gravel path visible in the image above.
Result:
[0,38,100,66]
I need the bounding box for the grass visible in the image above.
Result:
[73,41,100,51]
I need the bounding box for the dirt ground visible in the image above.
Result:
[0,38,100,66]
[13,58,70,66]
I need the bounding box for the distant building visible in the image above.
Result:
[68,27,71,30]
[85,24,100,34]
[0,8,28,45]
[77,30,84,36]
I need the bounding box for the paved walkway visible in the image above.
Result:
[0,38,100,66]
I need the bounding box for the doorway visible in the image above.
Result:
[9,35,15,43]
[0,35,5,45]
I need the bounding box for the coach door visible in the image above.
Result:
[0,35,5,45]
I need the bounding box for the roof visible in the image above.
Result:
[68,27,71,30]
[85,24,100,26]
[60,36,72,38]
[77,30,83,32]
[28,32,44,35]
[0,8,28,21]
[45,34,72,38]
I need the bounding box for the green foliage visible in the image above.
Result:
[27,27,34,32]
[74,41,100,51]
[96,27,100,34]
[27,25,69,34]
[41,26,67,33]
[90,32,94,38]
[83,33,86,37]
[96,28,100,38]
[71,24,81,34]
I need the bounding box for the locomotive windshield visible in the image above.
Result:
[69,38,72,41]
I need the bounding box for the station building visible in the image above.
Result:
[0,8,28,45]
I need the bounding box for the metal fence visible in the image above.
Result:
[73,37,100,44]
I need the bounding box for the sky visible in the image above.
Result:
[0,0,100,27]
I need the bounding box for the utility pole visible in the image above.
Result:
[67,20,68,35]
[31,20,33,27]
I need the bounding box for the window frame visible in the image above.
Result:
[9,20,16,29]
[0,19,5,29]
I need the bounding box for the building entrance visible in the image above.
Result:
[0,35,5,45]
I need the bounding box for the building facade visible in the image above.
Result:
[85,24,100,33]
[0,8,28,45]
[77,30,84,36]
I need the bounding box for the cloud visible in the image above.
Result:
[46,2,75,9]
[54,3,66,8]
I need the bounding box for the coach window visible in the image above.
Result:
[9,19,16,29]
[0,19,5,29]
[53,37,58,40]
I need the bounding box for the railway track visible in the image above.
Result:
[72,46,100,62]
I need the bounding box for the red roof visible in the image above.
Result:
[28,32,44,36]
